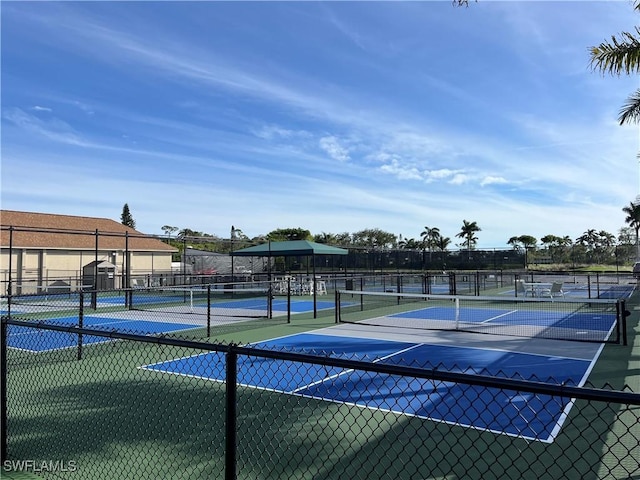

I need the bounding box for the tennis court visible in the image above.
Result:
[142,326,603,443]
[338,290,622,344]
[4,294,335,352]
[5,314,201,352]
[141,289,623,443]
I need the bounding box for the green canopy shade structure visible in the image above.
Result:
[232,240,348,318]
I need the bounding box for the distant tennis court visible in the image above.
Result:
[5,314,201,352]
[4,293,334,352]
[336,290,623,344]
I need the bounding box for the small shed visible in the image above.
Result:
[82,260,117,290]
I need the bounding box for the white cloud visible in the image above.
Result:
[3,108,88,147]
[425,169,461,182]
[480,176,508,187]
[379,160,422,181]
[319,136,350,162]
[450,174,470,185]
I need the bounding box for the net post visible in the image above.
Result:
[207,285,211,338]
[269,285,276,322]
[335,289,340,324]
[77,290,84,361]
[287,280,291,323]
[620,300,628,346]
[454,297,460,330]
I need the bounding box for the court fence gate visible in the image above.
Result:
[1,318,639,480]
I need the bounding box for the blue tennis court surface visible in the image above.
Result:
[389,306,615,331]
[272,299,334,312]
[88,296,334,313]
[143,332,597,442]
[7,316,199,352]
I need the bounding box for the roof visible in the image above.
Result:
[232,240,349,257]
[0,210,176,252]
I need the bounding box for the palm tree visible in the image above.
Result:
[435,236,451,270]
[623,201,640,259]
[420,226,441,262]
[456,220,481,258]
[576,229,598,247]
[590,1,640,124]
[399,238,421,249]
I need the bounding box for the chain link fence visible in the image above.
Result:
[2,316,639,479]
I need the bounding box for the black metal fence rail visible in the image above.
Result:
[2,318,639,479]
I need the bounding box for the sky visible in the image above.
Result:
[2,1,639,248]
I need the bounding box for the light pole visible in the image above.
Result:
[230,226,241,282]
[230,226,235,282]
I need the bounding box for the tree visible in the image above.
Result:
[120,203,136,229]
[314,232,337,244]
[576,229,599,251]
[351,228,397,249]
[267,228,312,242]
[420,226,441,262]
[435,236,451,270]
[435,236,451,252]
[398,237,421,249]
[456,220,481,257]
[161,225,178,239]
[507,235,537,251]
[541,234,572,263]
[177,228,203,239]
[623,201,640,259]
[590,1,640,124]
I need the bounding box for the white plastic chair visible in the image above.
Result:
[540,281,564,299]
[515,280,532,297]
[302,280,314,296]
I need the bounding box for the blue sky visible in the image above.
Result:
[2,1,639,248]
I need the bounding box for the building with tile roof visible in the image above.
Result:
[1,210,177,292]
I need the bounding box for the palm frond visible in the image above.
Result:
[590,28,640,75]
[619,89,640,124]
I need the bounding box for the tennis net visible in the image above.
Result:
[129,285,272,318]
[336,290,625,344]
[5,288,84,312]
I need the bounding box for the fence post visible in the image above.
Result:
[78,291,84,361]
[225,348,238,480]
[1,317,7,463]
[207,285,211,338]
